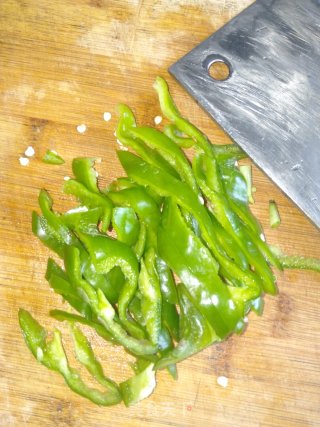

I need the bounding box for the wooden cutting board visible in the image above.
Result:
[0,1,319,426]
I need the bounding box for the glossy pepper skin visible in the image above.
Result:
[193,153,278,295]
[155,284,218,370]
[69,234,145,340]
[158,198,244,338]
[22,76,308,408]
[18,309,122,406]
[107,186,160,250]
[63,179,113,232]
[118,150,262,298]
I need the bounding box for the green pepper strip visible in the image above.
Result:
[127,125,202,235]
[62,206,102,234]
[96,289,157,356]
[220,163,282,269]
[50,309,116,343]
[164,123,247,162]
[207,211,249,273]
[194,154,278,295]
[72,157,100,194]
[155,257,178,305]
[76,232,146,340]
[154,76,213,157]
[269,245,320,273]
[129,126,199,196]
[45,258,92,319]
[133,222,147,260]
[118,150,261,295]
[62,246,156,355]
[42,150,65,165]
[158,198,243,338]
[112,207,140,246]
[161,300,179,343]
[107,186,160,250]
[163,124,195,148]
[38,189,79,247]
[63,179,113,232]
[32,211,65,257]
[219,162,262,235]
[18,309,122,406]
[116,104,180,179]
[129,295,146,328]
[70,324,118,390]
[120,363,156,407]
[138,249,162,345]
[155,284,218,370]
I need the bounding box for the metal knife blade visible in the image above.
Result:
[170,0,320,228]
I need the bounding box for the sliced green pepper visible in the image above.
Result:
[72,157,99,194]
[112,207,140,246]
[194,154,278,295]
[45,258,92,319]
[32,211,65,257]
[50,309,116,343]
[38,189,79,247]
[158,198,243,338]
[70,324,118,390]
[96,289,157,356]
[61,206,102,234]
[155,257,178,305]
[155,284,218,370]
[138,249,162,345]
[18,309,122,406]
[42,150,65,165]
[63,179,113,232]
[108,186,160,249]
[129,126,199,195]
[116,104,180,179]
[118,150,261,294]
[163,124,195,148]
[120,363,156,407]
[77,232,145,340]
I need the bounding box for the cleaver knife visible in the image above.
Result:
[169,0,320,228]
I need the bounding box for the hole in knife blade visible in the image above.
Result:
[205,55,231,81]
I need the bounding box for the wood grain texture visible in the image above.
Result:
[0,1,319,426]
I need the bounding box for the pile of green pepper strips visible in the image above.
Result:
[19,77,320,407]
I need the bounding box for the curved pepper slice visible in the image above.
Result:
[138,249,162,345]
[116,104,180,179]
[219,162,262,235]
[50,309,116,343]
[76,232,145,340]
[38,189,80,247]
[163,124,195,148]
[70,324,118,390]
[63,179,113,232]
[120,363,156,407]
[108,186,160,249]
[18,309,122,406]
[112,207,140,246]
[72,157,100,194]
[118,150,261,295]
[45,258,92,319]
[158,198,243,338]
[129,126,199,195]
[155,257,178,305]
[96,289,157,356]
[155,284,218,370]
[194,154,278,295]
